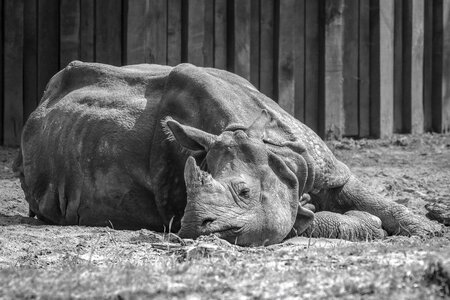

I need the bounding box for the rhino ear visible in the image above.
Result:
[268,150,313,234]
[247,109,271,139]
[293,206,314,235]
[162,117,217,151]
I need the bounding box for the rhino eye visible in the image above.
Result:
[239,187,250,199]
[233,182,251,199]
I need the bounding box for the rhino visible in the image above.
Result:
[14,61,441,246]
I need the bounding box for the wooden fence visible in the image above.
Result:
[1,0,450,146]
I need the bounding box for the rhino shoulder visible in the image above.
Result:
[264,116,351,191]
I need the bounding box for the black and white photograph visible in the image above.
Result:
[0,0,449,298]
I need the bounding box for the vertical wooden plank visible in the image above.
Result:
[23,0,38,121]
[277,0,295,116]
[95,0,122,65]
[294,0,305,122]
[342,0,359,136]
[3,0,24,146]
[204,0,214,67]
[259,0,274,98]
[147,0,167,64]
[359,0,370,137]
[442,0,450,132]
[167,0,182,66]
[250,0,260,88]
[304,0,320,134]
[393,0,403,132]
[126,0,148,64]
[233,0,251,80]
[423,0,433,132]
[432,0,450,133]
[80,0,94,62]
[214,0,227,69]
[0,0,3,143]
[187,0,213,66]
[403,0,425,134]
[38,0,59,102]
[323,0,344,139]
[60,0,80,67]
[187,0,204,65]
[370,0,394,138]
[80,0,95,62]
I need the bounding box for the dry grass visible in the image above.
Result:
[1,231,449,299]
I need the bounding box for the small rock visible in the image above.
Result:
[394,136,409,147]
[424,258,450,296]
[425,201,450,226]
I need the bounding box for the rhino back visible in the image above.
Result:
[21,61,171,229]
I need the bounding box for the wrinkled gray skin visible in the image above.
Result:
[14,61,442,246]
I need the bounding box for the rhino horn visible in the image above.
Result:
[184,156,213,188]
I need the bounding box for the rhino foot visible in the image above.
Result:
[392,213,444,237]
[300,210,387,241]
[320,174,445,238]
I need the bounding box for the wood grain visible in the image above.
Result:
[0,0,3,143]
[393,0,404,132]
[80,0,95,62]
[187,0,214,67]
[323,0,345,139]
[370,0,394,138]
[304,0,320,134]
[23,0,38,121]
[250,0,260,88]
[60,0,81,67]
[277,0,296,116]
[147,0,167,64]
[409,0,425,133]
[214,0,227,69]
[167,0,182,66]
[423,0,433,132]
[358,0,370,137]
[342,0,359,136]
[294,0,305,122]
[95,0,122,65]
[233,0,251,80]
[3,0,24,146]
[432,0,450,132]
[260,0,274,99]
[37,0,59,105]
[126,0,148,64]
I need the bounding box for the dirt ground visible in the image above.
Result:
[0,133,449,299]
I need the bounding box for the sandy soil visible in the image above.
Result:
[0,134,449,299]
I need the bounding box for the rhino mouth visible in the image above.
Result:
[212,226,244,241]
[194,218,244,238]
[179,209,244,240]
[208,225,243,236]
[178,223,243,240]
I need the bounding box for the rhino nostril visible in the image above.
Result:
[201,218,215,227]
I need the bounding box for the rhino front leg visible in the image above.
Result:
[317,174,443,237]
[300,210,386,241]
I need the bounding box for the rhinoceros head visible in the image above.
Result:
[163,110,314,246]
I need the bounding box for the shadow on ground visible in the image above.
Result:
[0,213,45,226]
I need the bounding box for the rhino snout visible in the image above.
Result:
[177,211,217,239]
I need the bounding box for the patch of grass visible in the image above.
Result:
[0,234,449,299]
